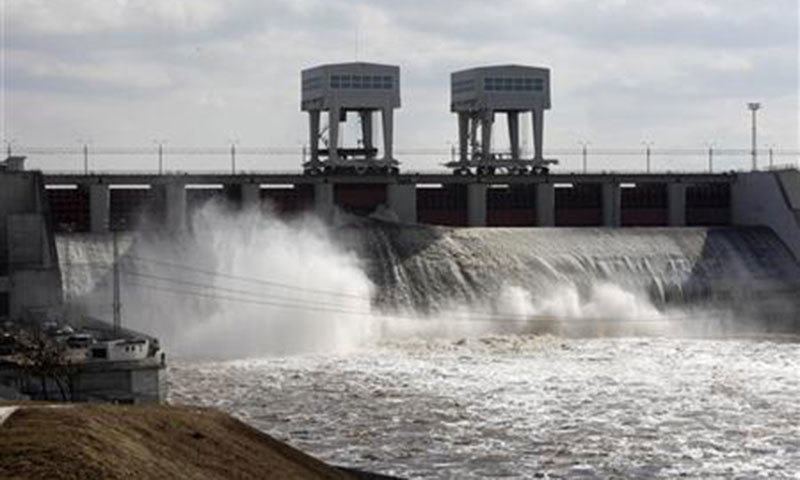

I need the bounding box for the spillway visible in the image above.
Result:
[57,220,800,341]
[346,224,800,315]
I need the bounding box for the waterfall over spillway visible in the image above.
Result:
[343,223,800,315]
[55,211,800,357]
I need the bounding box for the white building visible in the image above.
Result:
[301,62,401,174]
[449,65,556,175]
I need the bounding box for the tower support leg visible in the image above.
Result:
[328,106,341,163]
[508,111,520,162]
[481,110,494,164]
[532,109,544,161]
[458,112,469,166]
[360,111,374,158]
[308,110,321,168]
[382,108,394,162]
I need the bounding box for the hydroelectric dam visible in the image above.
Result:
[3,61,800,407]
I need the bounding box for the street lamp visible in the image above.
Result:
[747,102,761,171]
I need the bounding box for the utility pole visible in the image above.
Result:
[769,147,774,169]
[748,102,761,171]
[112,228,121,338]
[3,138,15,158]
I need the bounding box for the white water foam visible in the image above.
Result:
[58,201,799,359]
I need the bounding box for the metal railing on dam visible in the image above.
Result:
[10,145,800,177]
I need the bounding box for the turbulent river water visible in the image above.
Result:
[57,205,800,478]
[167,335,800,479]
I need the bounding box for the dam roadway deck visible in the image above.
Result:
[41,171,738,231]
[40,172,736,232]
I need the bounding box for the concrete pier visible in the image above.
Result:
[535,183,555,226]
[668,183,687,227]
[241,184,261,210]
[387,184,417,224]
[467,184,487,227]
[89,184,110,233]
[602,183,621,227]
[314,183,334,221]
[164,183,186,231]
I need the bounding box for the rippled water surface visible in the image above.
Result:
[168,335,800,479]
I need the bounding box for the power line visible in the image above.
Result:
[65,257,373,301]
[64,260,730,325]
[125,254,372,300]
[125,278,710,327]
[122,269,371,310]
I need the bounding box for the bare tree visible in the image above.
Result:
[13,328,78,401]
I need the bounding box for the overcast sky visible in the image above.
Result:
[2,0,798,171]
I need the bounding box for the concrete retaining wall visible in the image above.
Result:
[732,170,800,261]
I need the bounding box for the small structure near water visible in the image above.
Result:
[0,156,165,404]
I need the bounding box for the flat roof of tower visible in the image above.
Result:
[302,61,399,71]
[452,64,551,75]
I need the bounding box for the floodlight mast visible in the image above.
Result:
[748,102,761,171]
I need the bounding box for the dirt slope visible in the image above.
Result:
[0,404,354,480]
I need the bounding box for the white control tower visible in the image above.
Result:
[301,62,400,175]
[448,65,557,175]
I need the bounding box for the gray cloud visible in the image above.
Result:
[2,0,797,172]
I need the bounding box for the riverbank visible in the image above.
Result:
[0,403,357,479]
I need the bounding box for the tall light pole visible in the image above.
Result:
[767,143,775,169]
[153,139,168,174]
[642,141,654,173]
[77,138,91,174]
[748,102,761,171]
[229,138,239,174]
[577,140,590,173]
[704,141,715,173]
